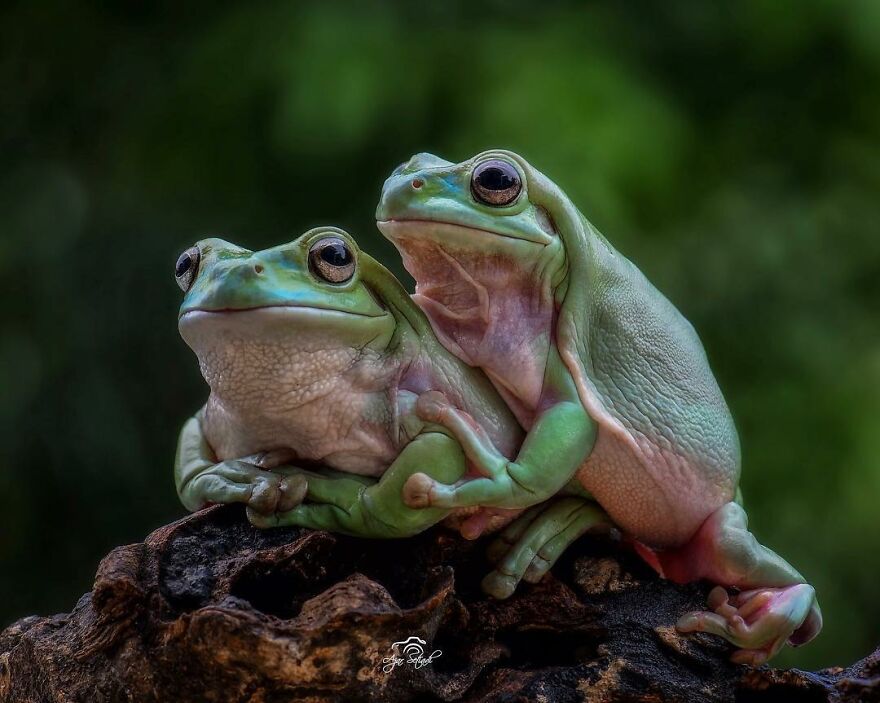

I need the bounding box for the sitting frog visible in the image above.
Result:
[174,226,605,581]
[173,226,533,540]
[376,150,822,664]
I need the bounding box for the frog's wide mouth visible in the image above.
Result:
[377,218,550,246]
[178,304,386,322]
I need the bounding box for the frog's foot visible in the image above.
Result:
[657,501,822,663]
[183,460,307,516]
[677,584,821,665]
[246,468,308,516]
[481,498,610,599]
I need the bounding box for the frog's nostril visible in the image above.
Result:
[411,178,424,190]
[254,264,264,274]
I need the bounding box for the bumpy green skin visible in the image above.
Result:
[375,150,822,664]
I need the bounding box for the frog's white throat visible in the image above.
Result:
[179,307,389,418]
[179,306,401,474]
[383,223,557,425]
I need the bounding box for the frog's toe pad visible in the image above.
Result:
[481,570,518,600]
[676,584,820,665]
[248,476,282,515]
[277,474,308,512]
[522,555,553,584]
[402,472,437,508]
[416,391,451,422]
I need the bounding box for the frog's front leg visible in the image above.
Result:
[248,431,466,538]
[659,502,822,665]
[481,497,612,598]
[174,414,306,514]
[403,363,595,511]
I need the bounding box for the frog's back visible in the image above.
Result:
[563,214,741,547]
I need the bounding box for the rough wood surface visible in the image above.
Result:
[0,505,877,702]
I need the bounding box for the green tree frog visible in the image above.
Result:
[376,150,821,664]
[173,227,607,589]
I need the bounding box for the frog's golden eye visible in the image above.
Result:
[309,237,356,284]
[175,246,200,292]
[471,159,522,207]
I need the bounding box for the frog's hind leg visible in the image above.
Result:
[657,502,822,665]
[482,497,611,599]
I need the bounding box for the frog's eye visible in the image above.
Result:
[471,159,522,207]
[309,237,356,284]
[175,246,200,292]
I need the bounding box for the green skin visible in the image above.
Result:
[174,227,605,591]
[374,150,822,665]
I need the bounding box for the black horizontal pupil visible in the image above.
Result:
[478,166,516,191]
[320,243,351,267]
[176,254,192,277]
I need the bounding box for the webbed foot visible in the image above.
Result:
[183,459,307,517]
[677,584,822,665]
[481,498,611,599]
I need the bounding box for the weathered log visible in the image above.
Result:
[0,505,876,702]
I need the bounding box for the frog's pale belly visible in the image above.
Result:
[574,411,735,548]
[398,236,553,423]
[191,320,402,476]
[395,235,739,548]
[569,356,739,547]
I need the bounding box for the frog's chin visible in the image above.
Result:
[178,305,392,357]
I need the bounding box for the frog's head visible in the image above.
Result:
[176,227,395,399]
[376,150,581,288]
[375,151,585,373]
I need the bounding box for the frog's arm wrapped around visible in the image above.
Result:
[173,228,607,584]
[376,150,821,664]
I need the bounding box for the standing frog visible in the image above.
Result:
[174,226,595,566]
[376,150,821,664]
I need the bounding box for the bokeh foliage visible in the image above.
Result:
[2,0,879,669]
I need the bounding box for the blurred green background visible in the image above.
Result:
[2,0,879,670]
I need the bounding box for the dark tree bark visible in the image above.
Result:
[0,505,876,702]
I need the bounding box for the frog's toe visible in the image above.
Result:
[403,472,450,508]
[248,474,283,515]
[481,570,518,599]
[789,603,823,646]
[402,472,432,507]
[415,390,451,422]
[245,506,280,529]
[522,555,553,584]
[277,474,308,512]
[676,584,819,665]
